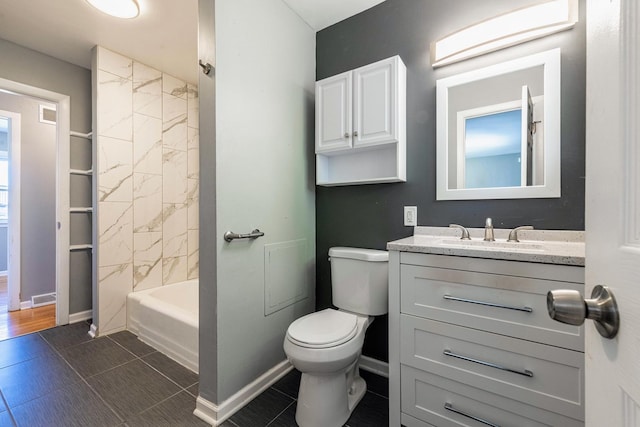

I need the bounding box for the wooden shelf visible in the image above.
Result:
[70,207,93,213]
[70,131,92,140]
[70,169,93,176]
[70,244,93,251]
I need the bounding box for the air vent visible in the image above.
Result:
[32,292,56,307]
[39,104,57,125]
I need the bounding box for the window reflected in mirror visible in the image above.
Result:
[463,108,522,189]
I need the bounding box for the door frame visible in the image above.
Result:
[0,77,70,325]
[0,109,21,312]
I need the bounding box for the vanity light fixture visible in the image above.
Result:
[86,0,140,19]
[431,0,577,67]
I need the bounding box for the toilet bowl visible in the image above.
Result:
[283,247,388,427]
[284,309,371,427]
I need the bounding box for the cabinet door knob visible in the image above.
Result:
[344,132,350,138]
[354,130,359,137]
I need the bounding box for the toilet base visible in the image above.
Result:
[295,363,367,427]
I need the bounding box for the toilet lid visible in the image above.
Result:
[287,309,358,349]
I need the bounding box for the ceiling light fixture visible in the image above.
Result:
[86,0,140,19]
[431,0,578,68]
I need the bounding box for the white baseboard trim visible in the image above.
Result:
[359,355,389,378]
[69,309,92,324]
[20,301,31,310]
[194,360,292,426]
[88,323,98,339]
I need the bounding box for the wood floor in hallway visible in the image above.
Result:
[0,276,56,341]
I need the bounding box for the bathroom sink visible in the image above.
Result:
[439,239,545,252]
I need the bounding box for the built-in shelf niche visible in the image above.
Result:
[316,143,405,186]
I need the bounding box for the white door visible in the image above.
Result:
[584,0,640,425]
[316,71,352,153]
[353,57,399,148]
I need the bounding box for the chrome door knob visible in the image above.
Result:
[547,285,619,339]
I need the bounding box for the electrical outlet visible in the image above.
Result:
[404,206,417,227]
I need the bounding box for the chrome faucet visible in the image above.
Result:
[449,224,471,240]
[508,225,534,242]
[483,218,495,241]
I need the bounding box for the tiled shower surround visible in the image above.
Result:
[94,47,199,335]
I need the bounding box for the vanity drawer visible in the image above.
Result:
[401,314,584,420]
[401,365,583,427]
[400,264,584,351]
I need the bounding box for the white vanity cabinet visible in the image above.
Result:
[389,251,585,427]
[315,55,406,186]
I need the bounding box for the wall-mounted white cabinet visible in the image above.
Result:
[316,55,406,186]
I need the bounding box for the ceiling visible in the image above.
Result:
[0,0,384,84]
[282,0,385,31]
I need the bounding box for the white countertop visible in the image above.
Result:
[387,226,585,266]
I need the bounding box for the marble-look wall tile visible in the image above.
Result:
[133,173,163,232]
[98,48,133,79]
[133,232,163,291]
[163,256,187,285]
[163,203,188,258]
[97,69,133,141]
[187,84,199,129]
[163,73,188,99]
[98,136,133,202]
[95,50,199,336]
[187,128,199,180]
[133,62,162,119]
[98,202,133,267]
[187,179,199,230]
[187,230,199,280]
[163,93,188,151]
[133,113,162,175]
[98,263,133,334]
[163,148,188,204]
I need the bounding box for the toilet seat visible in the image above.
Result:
[287,309,358,349]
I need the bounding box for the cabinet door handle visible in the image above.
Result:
[354,130,359,137]
[443,349,533,377]
[444,403,501,427]
[344,132,350,138]
[443,295,533,313]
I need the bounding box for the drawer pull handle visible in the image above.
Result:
[443,349,534,377]
[444,403,500,427]
[443,295,533,313]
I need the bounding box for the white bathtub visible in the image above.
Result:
[127,279,199,373]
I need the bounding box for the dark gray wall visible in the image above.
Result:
[316,0,586,362]
[0,38,93,313]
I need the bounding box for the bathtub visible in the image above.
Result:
[127,279,199,373]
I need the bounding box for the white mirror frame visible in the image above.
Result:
[436,48,561,200]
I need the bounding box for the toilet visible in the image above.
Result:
[283,247,389,427]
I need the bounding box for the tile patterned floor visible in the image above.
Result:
[0,322,389,426]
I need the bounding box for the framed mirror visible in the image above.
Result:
[436,49,561,200]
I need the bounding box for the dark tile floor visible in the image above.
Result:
[0,323,389,426]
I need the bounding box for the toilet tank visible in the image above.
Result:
[329,247,389,316]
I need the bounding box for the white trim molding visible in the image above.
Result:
[1,108,21,312]
[359,355,389,378]
[69,309,93,324]
[194,360,292,426]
